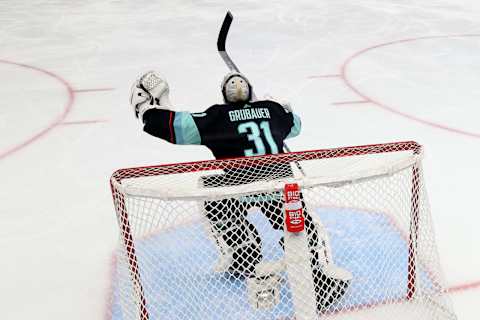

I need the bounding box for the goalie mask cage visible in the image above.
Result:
[110,141,456,320]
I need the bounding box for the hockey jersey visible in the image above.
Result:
[142,100,301,159]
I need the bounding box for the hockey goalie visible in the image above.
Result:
[129,70,352,314]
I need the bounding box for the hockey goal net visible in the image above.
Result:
[110,141,456,320]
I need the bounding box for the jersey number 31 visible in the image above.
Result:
[237,121,279,156]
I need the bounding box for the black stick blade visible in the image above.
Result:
[217,11,233,52]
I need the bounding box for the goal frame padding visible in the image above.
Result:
[110,141,422,320]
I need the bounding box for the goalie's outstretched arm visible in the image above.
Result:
[130,71,201,145]
[142,109,201,145]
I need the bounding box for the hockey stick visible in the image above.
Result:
[217,11,306,176]
[217,12,240,73]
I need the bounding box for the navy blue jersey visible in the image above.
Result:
[142,100,301,159]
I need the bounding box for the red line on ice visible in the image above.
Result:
[74,88,114,93]
[339,34,480,139]
[447,280,480,293]
[0,59,75,160]
[61,119,108,125]
[308,74,341,79]
[332,100,370,106]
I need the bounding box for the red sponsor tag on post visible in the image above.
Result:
[284,183,304,233]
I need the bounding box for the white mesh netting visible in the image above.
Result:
[109,141,456,320]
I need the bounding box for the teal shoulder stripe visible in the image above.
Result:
[173,112,201,145]
[287,114,302,139]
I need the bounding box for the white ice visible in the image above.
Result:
[0,0,479,319]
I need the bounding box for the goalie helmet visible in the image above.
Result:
[221,72,252,103]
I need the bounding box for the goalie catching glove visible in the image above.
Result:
[130,71,173,120]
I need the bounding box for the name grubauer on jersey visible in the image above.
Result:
[142,100,301,159]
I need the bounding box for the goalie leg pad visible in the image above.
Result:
[306,214,334,267]
[307,215,352,311]
[299,201,352,311]
[258,191,352,310]
[204,198,263,276]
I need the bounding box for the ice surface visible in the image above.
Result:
[0,1,479,319]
